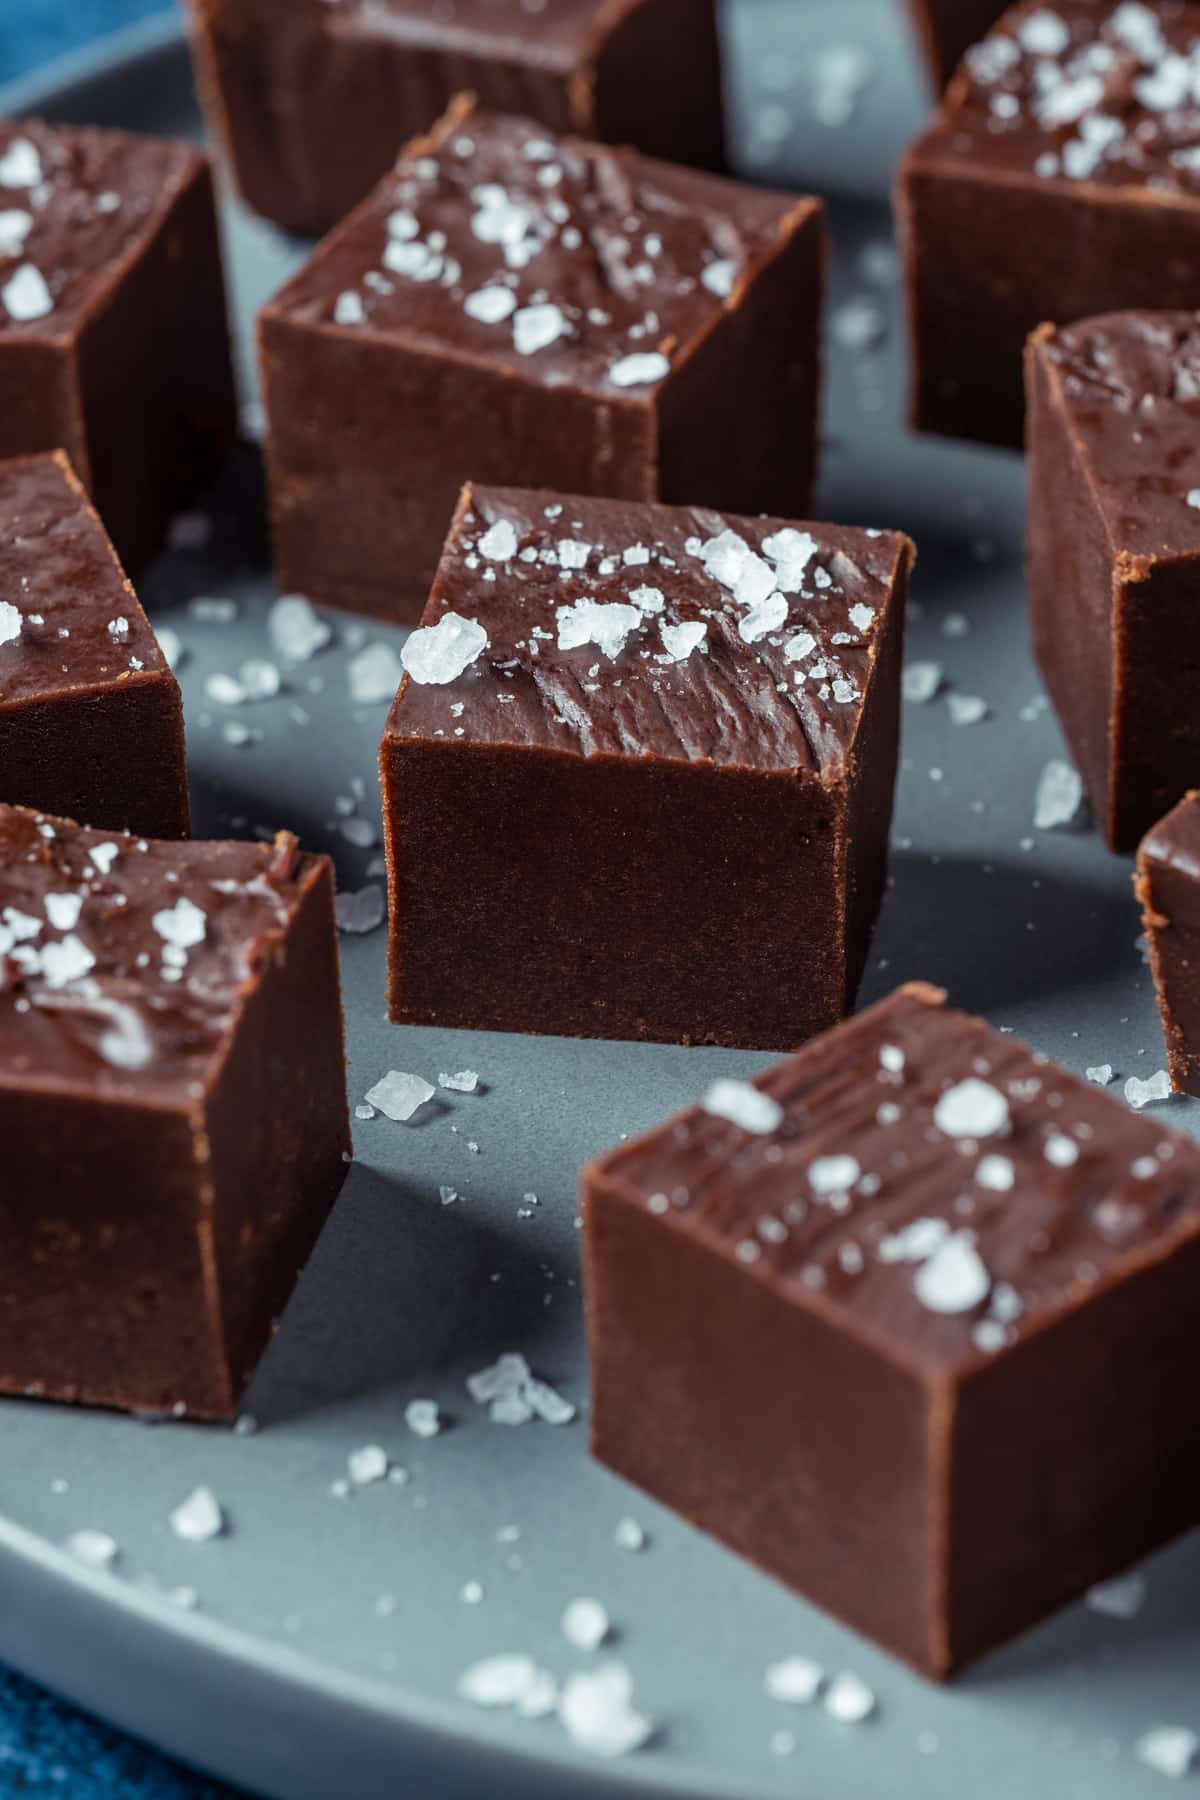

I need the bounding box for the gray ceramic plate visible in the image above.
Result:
[2,7,1199,1799]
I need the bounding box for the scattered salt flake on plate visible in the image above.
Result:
[1135,1726,1198,1780]
[614,1517,646,1552]
[335,884,386,935]
[155,626,185,670]
[1087,1064,1115,1086]
[902,661,943,703]
[933,1077,1009,1139]
[914,1232,990,1315]
[269,594,332,661]
[1086,1571,1146,1620]
[558,1663,653,1757]
[831,297,886,352]
[365,1070,435,1121]
[526,1377,576,1425]
[1034,759,1087,831]
[459,1653,545,1709]
[947,693,989,726]
[168,1586,199,1610]
[703,1078,782,1135]
[764,1656,824,1705]
[405,1398,442,1438]
[563,1597,611,1651]
[401,613,487,685]
[67,1528,118,1568]
[188,595,238,624]
[461,1580,484,1604]
[349,641,405,704]
[348,1444,389,1486]
[1126,1071,1172,1111]
[439,1068,479,1092]
[170,1486,225,1542]
[823,1671,876,1725]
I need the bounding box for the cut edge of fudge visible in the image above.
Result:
[1138,789,1200,1095]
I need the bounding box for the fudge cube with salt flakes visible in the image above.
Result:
[259,96,825,625]
[0,452,189,840]
[381,484,911,1050]
[906,0,1008,89]
[898,0,1200,449]
[1027,308,1200,850]
[0,806,350,1420]
[584,983,1200,1678]
[0,119,235,574]
[185,0,726,239]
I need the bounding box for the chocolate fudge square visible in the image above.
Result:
[906,0,1009,88]
[1027,308,1200,850]
[186,0,726,239]
[1139,791,1200,1095]
[584,981,1200,1678]
[0,807,350,1419]
[0,452,189,840]
[260,99,825,624]
[0,120,236,573]
[899,0,1200,449]
[382,485,910,1049]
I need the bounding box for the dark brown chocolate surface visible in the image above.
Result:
[383,484,909,1047]
[0,805,351,1419]
[1139,790,1200,1095]
[899,0,1200,447]
[0,119,236,572]
[187,0,725,238]
[0,451,189,839]
[906,0,1009,88]
[1027,308,1200,849]
[585,982,1200,1677]
[261,99,825,622]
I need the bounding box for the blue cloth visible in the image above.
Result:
[0,20,238,1800]
[0,0,173,84]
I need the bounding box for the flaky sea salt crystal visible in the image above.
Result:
[0,601,21,645]
[914,1233,990,1315]
[525,1378,576,1425]
[402,612,488,685]
[878,1217,949,1263]
[739,591,789,643]
[189,596,238,624]
[614,1517,646,1552]
[459,1653,543,1708]
[608,352,670,387]
[831,297,887,351]
[334,291,365,326]
[335,884,386,935]
[468,1354,533,1402]
[153,897,206,951]
[559,1663,653,1756]
[765,1657,824,1705]
[405,1398,442,1438]
[40,934,96,988]
[1135,1726,1198,1780]
[439,1068,479,1092]
[513,302,569,355]
[269,594,331,661]
[348,1444,389,1486]
[67,1528,118,1568]
[0,139,41,187]
[948,693,989,726]
[1086,1571,1146,1620]
[824,1672,876,1724]
[703,1078,782,1135]
[478,519,518,561]
[1126,1071,1172,1111]
[465,284,517,324]
[1087,1064,1114,1086]
[156,627,185,670]
[808,1154,860,1196]
[659,620,706,662]
[763,528,818,591]
[366,1071,435,1121]
[976,1154,1014,1192]
[2,263,52,321]
[44,893,82,932]
[556,598,641,660]
[933,1078,1009,1139]
[349,641,405,704]
[563,1597,611,1651]
[1034,759,1086,831]
[902,661,943,703]
[170,1487,224,1542]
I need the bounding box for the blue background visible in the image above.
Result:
[0,2,234,1791]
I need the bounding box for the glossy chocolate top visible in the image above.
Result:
[0,453,170,706]
[387,485,910,776]
[1036,309,1200,558]
[0,808,327,1103]
[267,99,815,398]
[304,0,630,57]
[0,118,204,337]
[914,0,1200,193]
[590,983,1200,1373]
[1141,788,1200,877]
